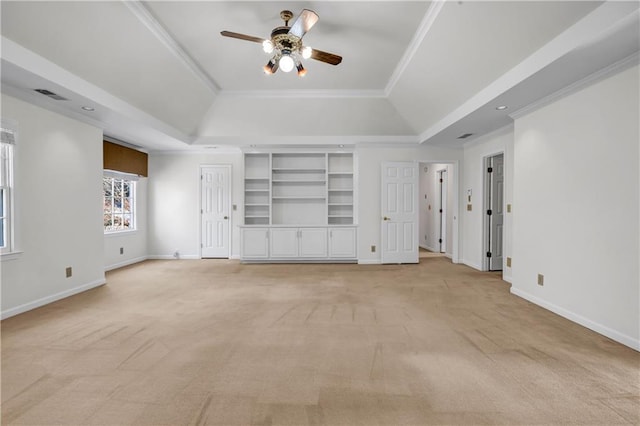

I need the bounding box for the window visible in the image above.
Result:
[1,120,16,254]
[103,174,136,233]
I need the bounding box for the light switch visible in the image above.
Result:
[507,204,512,213]
[467,204,472,211]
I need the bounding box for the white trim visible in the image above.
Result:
[1,278,106,320]
[230,254,241,260]
[385,0,446,96]
[510,287,640,352]
[123,1,220,95]
[502,273,512,284]
[1,251,23,262]
[509,51,639,120]
[105,256,148,272]
[357,259,381,265]
[220,90,385,99]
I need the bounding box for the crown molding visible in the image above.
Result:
[509,51,639,120]
[384,0,446,96]
[218,89,386,99]
[124,1,221,95]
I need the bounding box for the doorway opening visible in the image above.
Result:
[483,153,504,271]
[418,162,457,262]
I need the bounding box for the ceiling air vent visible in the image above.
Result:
[34,89,68,101]
[457,133,474,139]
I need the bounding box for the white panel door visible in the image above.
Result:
[270,228,298,258]
[201,165,231,258]
[489,155,504,270]
[299,228,328,258]
[381,162,418,264]
[241,228,269,259]
[328,227,357,258]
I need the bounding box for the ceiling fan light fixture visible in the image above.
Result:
[263,59,278,74]
[279,54,295,73]
[296,63,306,77]
[301,46,312,59]
[262,40,274,54]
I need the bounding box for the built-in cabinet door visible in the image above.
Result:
[299,228,328,258]
[329,227,357,258]
[270,228,299,258]
[241,228,269,259]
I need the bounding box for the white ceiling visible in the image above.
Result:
[1,1,638,152]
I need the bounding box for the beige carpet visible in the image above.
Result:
[2,258,639,425]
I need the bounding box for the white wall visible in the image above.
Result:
[147,151,243,259]
[104,177,148,270]
[511,64,639,350]
[461,125,514,273]
[356,145,462,264]
[1,94,105,318]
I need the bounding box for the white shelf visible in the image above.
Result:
[328,188,353,192]
[245,203,269,207]
[245,189,269,192]
[272,196,326,200]
[271,179,327,185]
[273,168,326,172]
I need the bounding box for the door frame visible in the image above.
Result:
[437,168,447,253]
[417,161,459,264]
[199,164,232,259]
[482,153,504,271]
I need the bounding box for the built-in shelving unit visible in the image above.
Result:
[244,153,270,225]
[241,151,357,262]
[327,153,354,225]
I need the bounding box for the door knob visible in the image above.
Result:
[383,216,390,221]
[224,216,228,220]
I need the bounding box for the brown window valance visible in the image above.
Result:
[103,141,148,177]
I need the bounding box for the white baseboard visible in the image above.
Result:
[358,259,381,265]
[1,278,106,320]
[230,254,241,260]
[105,256,148,272]
[462,260,483,271]
[510,287,640,352]
[147,254,200,260]
[502,273,513,284]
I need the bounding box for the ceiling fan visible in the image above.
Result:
[221,9,342,77]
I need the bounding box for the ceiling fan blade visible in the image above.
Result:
[310,48,342,66]
[289,9,319,39]
[220,31,266,44]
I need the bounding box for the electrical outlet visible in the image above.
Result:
[507,204,512,213]
[537,274,544,286]
[120,247,124,255]
[371,245,376,253]
[65,267,72,278]
[506,257,512,267]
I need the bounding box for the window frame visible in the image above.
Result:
[103,172,137,235]
[1,120,16,255]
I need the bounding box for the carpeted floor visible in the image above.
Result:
[2,258,639,425]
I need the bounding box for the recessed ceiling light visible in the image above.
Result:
[495,105,508,111]
[81,106,95,111]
